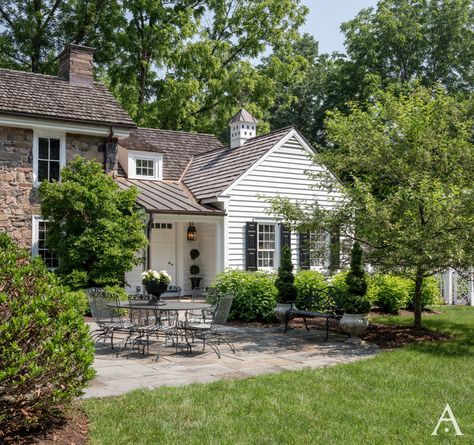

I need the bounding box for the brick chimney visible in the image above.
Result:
[58,44,95,87]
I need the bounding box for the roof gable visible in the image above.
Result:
[0,68,135,128]
[184,126,295,200]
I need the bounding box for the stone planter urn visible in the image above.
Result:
[340,313,369,343]
[145,283,168,303]
[274,303,296,328]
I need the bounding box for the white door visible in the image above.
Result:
[150,222,176,285]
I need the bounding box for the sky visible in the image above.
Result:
[300,0,379,54]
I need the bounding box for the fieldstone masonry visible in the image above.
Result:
[0,125,107,249]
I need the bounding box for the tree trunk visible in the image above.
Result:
[413,270,424,330]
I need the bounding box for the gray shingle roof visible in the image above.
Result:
[120,127,224,180]
[116,177,224,215]
[229,108,258,124]
[184,126,294,200]
[0,68,135,128]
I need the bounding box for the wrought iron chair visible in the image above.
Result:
[160,286,182,301]
[87,288,133,350]
[182,294,235,358]
[119,303,181,361]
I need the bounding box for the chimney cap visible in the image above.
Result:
[229,108,258,125]
[57,43,95,60]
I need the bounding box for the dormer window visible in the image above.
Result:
[136,158,154,177]
[122,149,163,180]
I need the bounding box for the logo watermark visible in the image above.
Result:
[432,404,464,436]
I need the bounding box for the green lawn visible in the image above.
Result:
[82,306,474,445]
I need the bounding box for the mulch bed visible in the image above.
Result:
[228,309,451,350]
[2,407,88,445]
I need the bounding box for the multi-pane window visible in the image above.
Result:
[38,137,61,182]
[37,220,59,269]
[135,159,155,177]
[257,224,275,268]
[310,229,330,268]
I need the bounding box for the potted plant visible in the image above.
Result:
[339,242,371,342]
[141,269,171,302]
[274,245,298,326]
[189,249,202,289]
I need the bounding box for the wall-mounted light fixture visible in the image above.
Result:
[187,223,197,241]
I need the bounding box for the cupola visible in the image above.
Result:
[229,108,258,148]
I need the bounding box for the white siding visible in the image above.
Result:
[225,135,342,270]
[125,250,146,294]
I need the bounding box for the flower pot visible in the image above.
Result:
[190,277,202,290]
[274,303,296,328]
[340,313,369,343]
[145,283,168,301]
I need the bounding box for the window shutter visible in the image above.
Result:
[329,226,341,273]
[299,232,310,270]
[245,222,258,271]
[280,224,291,251]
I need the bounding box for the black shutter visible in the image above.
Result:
[299,232,310,270]
[245,222,258,271]
[280,224,291,251]
[329,226,341,273]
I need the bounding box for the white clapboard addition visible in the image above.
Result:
[223,132,343,270]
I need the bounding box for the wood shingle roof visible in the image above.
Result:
[0,68,135,128]
[184,126,294,200]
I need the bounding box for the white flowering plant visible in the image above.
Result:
[141,269,172,285]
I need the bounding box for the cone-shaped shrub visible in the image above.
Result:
[275,245,298,304]
[342,242,371,313]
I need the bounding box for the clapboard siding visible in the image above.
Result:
[225,135,341,269]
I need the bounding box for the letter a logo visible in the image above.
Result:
[431,404,464,436]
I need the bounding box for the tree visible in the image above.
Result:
[342,0,474,93]
[39,157,148,287]
[268,85,474,329]
[0,0,121,73]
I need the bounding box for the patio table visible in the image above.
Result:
[117,301,212,312]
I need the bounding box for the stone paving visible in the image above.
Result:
[83,323,379,399]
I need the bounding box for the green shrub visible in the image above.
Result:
[65,289,89,315]
[212,270,277,321]
[342,242,371,313]
[294,270,329,310]
[328,271,349,308]
[0,233,95,437]
[407,276,443,309]
[368,274,411,314]
[275,246,297,304]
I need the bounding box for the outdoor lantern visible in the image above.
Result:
[187,223,197,241]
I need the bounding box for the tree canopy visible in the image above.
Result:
[39,157,148,287]
[268,85,474,328]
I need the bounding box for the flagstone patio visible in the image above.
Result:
[83,324,379,399]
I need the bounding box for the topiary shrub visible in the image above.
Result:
[211,270,277,321]
[341,242,371,313]
[275,246,298,304]
[368,274,411,314]
[407,276,443,309]
[0,233,95,437]
[294,270,329,311]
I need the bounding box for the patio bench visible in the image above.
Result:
[284,287,342,341]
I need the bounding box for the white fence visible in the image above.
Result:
[437,268,474,306]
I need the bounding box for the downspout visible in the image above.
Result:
[147,214,152,270]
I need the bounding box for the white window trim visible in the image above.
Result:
[128,150,163,180]
[257,223,279,271]
[31,216,58,270]
[32,131,66,187]
[310,230,331,271]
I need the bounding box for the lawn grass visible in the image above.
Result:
[82,306,474,445]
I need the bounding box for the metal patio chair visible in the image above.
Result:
[182,294,235,358]
[87,288,133,350]
[160,286,182,301]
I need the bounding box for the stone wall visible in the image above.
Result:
[0,126,107,249]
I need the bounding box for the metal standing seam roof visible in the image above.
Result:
[116,177,224,215]
[118,127,224,180]
[0,68,136,128]
[184,126,295,200]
